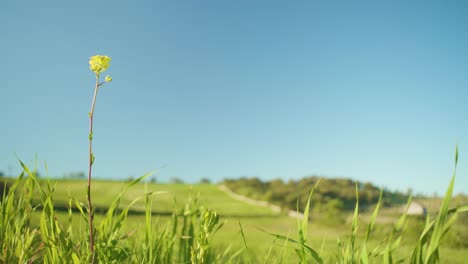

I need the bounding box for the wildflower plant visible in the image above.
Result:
[87,55,112,260]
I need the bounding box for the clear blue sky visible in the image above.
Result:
[2,0,467,195]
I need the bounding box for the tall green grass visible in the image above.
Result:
[0,146,466,263]
[0,161,230,263]
[258,145,467,264]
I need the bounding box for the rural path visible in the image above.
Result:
[218,184,304,219]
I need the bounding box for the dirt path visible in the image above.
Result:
[218,184,304,219]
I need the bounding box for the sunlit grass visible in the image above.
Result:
[1,146,467,263]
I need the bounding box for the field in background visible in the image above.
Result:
[34,179,277,217]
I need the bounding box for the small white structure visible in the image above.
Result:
[405,202,427,216]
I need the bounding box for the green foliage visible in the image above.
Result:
[224,176,408,214]
[323,198,346,226]
[1,147,467,263]
[0,171,40,263]
[409,146,468,264]
[254,146,467,264]
[1,160,230,263]
[191,210,222,263]
[259,180,324,264]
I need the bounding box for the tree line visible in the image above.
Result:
[223,176,409,213]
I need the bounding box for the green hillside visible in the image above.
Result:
[34,179,278,217]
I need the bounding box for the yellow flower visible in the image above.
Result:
[105,75,112,82]
[89,55,111,75]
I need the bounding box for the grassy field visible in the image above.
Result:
[17,178,467,263]
[34,179,278,217]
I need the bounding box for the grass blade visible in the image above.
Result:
[238,220,252,264]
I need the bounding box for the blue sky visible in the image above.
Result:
[2,0,467,195]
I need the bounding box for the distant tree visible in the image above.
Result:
[322,198,345,225]
[268,178,284,189]
[169,177,184,184]
[224,176,408,213]
[62,171,86,179]
[150,176,157,183]
[200,178,211,184]
[0,171,4,177]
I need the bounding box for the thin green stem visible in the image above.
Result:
[87,74,99,262]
